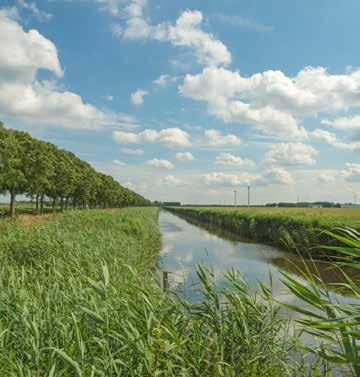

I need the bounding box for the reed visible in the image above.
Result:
[166,206,360,257]
[0,207,309,376]
[1,207,357,375]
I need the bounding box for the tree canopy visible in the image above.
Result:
[0,122,151,216]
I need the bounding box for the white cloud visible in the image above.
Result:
[176,152,195,161]
[215,152,255,168]
[17,0,52,22]
[342,163,360,182]
[264,143,318,166]
[0,9,130,130]
[123,181,135,190]
[159,175,183,186]
[312,129,360,151]
[321,116,360,132]
[147,159,174,170]
[203,172,261,187]
[179,66,360,139]
[113,128,191,148]
[204,129,241,147]
[131,89,148,105]
[103,94,114,101]
[153,10,231,67]
[317,172,336,184]
[203,166,293,187]
[262,166,294,185]
[96,0,125,16]
[110,5,231,67]
[180,67,308,139]
[120,148,144,156]
[112,159,126,166]
[153,74,179,88]
[111,24,123,37]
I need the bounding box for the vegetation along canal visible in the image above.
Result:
[159,209,357,304]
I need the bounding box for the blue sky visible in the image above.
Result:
[0,0,359,204]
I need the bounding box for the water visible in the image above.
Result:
[159,209,357,304]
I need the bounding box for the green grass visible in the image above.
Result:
[166,206,360,257]
[0,207,312,376]
[2,207,358,375]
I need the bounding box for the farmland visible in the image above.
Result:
[166,206,360,256]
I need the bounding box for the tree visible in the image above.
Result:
[0,122,151,216]
[0,124,28,217]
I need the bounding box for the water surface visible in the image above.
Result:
[159,210,357,304]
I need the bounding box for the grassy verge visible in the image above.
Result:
[166,206,360,257]
[0,207,312,376]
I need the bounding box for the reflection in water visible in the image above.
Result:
[159,210,358,303]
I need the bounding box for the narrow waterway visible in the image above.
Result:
[159,209,357,304]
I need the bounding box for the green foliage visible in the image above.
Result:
[166,207,360,257]
[280,228,360,376]
[0,123,150,216]
[0,208,309,376]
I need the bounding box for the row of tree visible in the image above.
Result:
[0,122,151,217]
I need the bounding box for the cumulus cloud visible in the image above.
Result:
[112,159,126,166]
[312,129,360,151]
[153,10,231,67]
[264,143,318,166]
[110,4,231,67]
[204,129,241,147]
[113,128,191,148]
[215,152,255,168]
[322,116,360,132]
[180,66,360,139]
[159,175,183,186]
[153,74,179,88]
[317,172,337,184]
[176,152,195,161]
[262,166,294,185]
[103,94,114,101]
[0,9,130,130]
[96,0,128,16]
[147,159,174,169]
[131,89,148,105]
[342,163,360,182]
[203,166,293,187]
[120,148,144,156]
[203,172,261,187]
[17,0,52,22]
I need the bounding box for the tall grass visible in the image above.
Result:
[281,228,360,376]
[166,206,360,257]
[0,207,311,376]
[2,207,358,375]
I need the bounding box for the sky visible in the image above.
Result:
[0,0,359,205]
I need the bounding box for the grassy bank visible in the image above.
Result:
[0,207,315,376]
[165,206,360,257]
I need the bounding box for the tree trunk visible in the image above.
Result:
[40,195,44,214]
[9,189,16,218]
[35,194,39,214]
[60,197,64,212]
[65,198,68,210]
[52,198,56,212]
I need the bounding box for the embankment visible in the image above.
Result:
[165,206,360,257]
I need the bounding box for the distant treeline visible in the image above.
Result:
[265,202,342,208]
[0,122,151,217]
[161,202,345,208]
